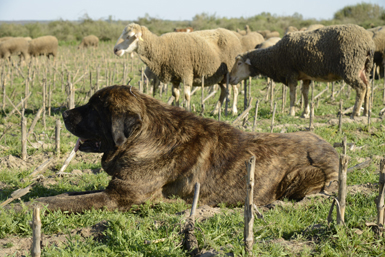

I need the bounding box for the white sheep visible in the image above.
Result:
[114,23,244,114]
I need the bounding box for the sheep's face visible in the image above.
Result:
[229,57,251,85]
[114,24,142,57]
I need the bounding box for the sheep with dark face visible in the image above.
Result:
[78,35,99,49]
[0,37,29,63]
[230,24,375,118]
[28,36,58,59]
[113,23,244,114]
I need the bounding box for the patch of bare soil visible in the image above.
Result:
[177,205,227,223]
[259,238,315,255]
[0,221,107,257]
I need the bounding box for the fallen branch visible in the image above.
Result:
[232,102,253,126]
[0,182,36,207]
[347,159,371,173]
[314,85,329,100]
[27,107,43,138]
[28,158,55,178]
[6,95,22,116]
[6,92,32,118]
[56,145,77,175]
[202,91,217,104]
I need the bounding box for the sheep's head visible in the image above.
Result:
[229,56,252,85]
[114,23,143,57]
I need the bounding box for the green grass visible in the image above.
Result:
[1,42,385,256]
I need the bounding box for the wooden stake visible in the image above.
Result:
[337,145,349,225]
[248,76,251,100]
[89,71,93,96]
[190,183,200,217]
[27,107,43,137]
[311,81,315,117]
[270,102,277,133]
[281,84,286,113]
[225,73,230,117]
[25,78,29,109]
[201,76,205,114]
[2,73,6,111]
[21,113,27,161]
[270,81,274,112]
[244,79,248,111]
[244,154,255,256]
[96,66,100,91]
[31,206,42,257]
[309,102,314,131]
[55,119,61,157]
[339,100,343,134]
[377,158,385,226]
[48,82,52,116]
[253,100,259,132]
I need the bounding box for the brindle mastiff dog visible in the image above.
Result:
[28,85,338,213]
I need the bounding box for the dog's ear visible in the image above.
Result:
[111,113,142,146]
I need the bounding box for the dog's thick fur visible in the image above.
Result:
[32,85,338,213]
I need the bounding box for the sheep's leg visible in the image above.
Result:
[232,84,239,115]
[184,85,191,112]
[300,80,311,118]
[362,80,371,117]
[289,83,297,116]
[351,86,366,118]
[212,83,226,115]
[349,67,370,118]
[172,83,180,107]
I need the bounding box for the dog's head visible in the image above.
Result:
[62,85,143,153]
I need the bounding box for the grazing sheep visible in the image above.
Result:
[229,24,375,118]
[264,31,280,39]
[285,26,298,35]
[174,27,194,32]
[0,37,29,63]
[230,30,265,114]
[306,24,324,31]
[255,37,281,49]
[0,36,13,43]
[28,35,58,59]
[368,28,385,79]
[236,25,252,36]
[236,28,246,36]
[78,35,99,49]
[114,23,244,114]
[257,29,270,38]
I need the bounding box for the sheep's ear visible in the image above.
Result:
[111,113,142,146]
[245,59,251,65]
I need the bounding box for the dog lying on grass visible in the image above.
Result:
[15,85,338,213]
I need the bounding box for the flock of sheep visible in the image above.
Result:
[1,22,384,119]
[114,23,385,118]
[0,34,99,63]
